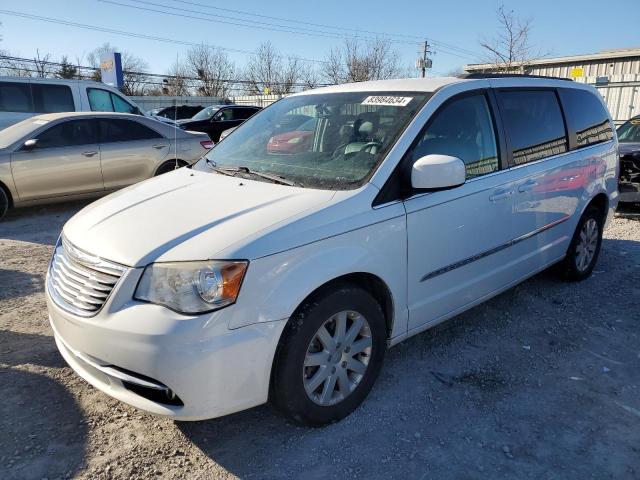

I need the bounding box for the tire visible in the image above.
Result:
[0,187,9,221]
[559,205,604,281]
[271,284,387,427]
[155,160,187,176]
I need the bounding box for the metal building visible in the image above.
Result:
[465,48,640,124]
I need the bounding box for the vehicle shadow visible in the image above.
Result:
[0,200,87,246]
[0,329,65,368]
[0,268,44,301]
[0,366,87,480]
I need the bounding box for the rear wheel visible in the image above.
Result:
[155,160,187,176]
[271,284,386,426]
[0,187,9,220]
[559,205,603,281]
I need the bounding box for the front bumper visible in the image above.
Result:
[46,276,287,421]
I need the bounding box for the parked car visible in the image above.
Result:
[616,115,640,203]
[267,117,318,154]
[154,105,204,121]
[0,76,142,131]
[177,104,261,141]
[47,76,618,426]
[218,126,236,142]
[0,112,212,218]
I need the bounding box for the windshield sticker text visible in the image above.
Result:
[361,96,413,107]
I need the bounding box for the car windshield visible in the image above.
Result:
[617,118,640,143]
[193,91,430,189]
[0,118,46,149]
[191,106,221,121]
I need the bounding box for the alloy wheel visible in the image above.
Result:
[575,218,599,272]
[303,310,372,406]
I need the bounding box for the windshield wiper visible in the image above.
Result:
[204,161,303,187]
[204,158,237,177]
[230,166,303,187]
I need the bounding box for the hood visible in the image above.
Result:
[619,142,640,156]
[63,168,335,267]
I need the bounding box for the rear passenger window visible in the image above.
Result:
[0,83,32,112]
[100,119,162,143]
[32,84,75,113]
[558,89,613,148]
[497,90,568,165]
[410,94,499,179]
[34,120,98,149]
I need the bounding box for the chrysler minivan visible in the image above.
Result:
[47,75,619,426]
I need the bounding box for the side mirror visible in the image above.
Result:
[23,139,38,150]
[411,154,465,190]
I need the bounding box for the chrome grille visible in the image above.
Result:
[47,238,126,317]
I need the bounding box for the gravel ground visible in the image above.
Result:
[1,201,639,480]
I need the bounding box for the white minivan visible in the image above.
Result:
[46,75,619,426]
[0,76,141,130]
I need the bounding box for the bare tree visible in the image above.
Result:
[87,43,151,95]
[322,38,401,84]
[184,44,234,97]
[163,59,191,96]
[244,42,305,95]
[32,50,54,77]
[479,5,541,72]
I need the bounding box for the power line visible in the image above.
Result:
[170,0,482,59]
[0,9,326,64]
[98,0,481,61]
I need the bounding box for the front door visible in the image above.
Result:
[404,91,519,331]
[10,119,102,201]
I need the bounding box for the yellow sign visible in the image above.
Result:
[264,87,270,95]
[570,67,584,78]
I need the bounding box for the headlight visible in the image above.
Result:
[134,260,248,314]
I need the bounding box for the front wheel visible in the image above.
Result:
[271,284,387,426]
[559,205,604,281]
[0,187,9,220]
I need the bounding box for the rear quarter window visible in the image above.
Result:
[558,88,613,148]
[497,89,568,166]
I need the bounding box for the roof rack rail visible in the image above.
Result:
[461,73,573,82]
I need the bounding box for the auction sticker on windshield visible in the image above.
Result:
[362,96,413,107]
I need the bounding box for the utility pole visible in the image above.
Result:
[416,41,433,78]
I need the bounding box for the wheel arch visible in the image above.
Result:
[585,192,609,223]
[0,178,14,208]
[154,158,188,176]
[286,272,395,340]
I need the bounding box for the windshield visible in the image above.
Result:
[193,91,429,189]
[191,106,221,121]
[617,117,640,143]
[0,118,47,149]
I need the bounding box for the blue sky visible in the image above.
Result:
[1,0,639,78]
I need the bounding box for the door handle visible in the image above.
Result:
[489,188,514,202]
[152,144,168,149]
[82,151,98,157]
[517,179,537,193]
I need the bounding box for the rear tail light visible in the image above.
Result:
[200,140,214,149]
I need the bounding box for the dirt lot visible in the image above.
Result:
[1,201,639,480]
